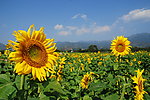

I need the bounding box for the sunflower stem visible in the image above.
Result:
[20,75,25,90]
[120,83,126,100]
[38,83,41,94]
[118,55,121,63]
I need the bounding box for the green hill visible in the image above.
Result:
[56,33,150,50]
[1,33,149,51]
[128,33,150,48]
[0,43,6,50]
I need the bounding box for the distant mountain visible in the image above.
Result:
[0,43,6,50]
[1,33,149,51]
[56,33,150,50]
[128,33,150,48]
[56,41,111,51]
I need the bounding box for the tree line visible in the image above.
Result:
[1,45,150,53]
[56,45,150,52]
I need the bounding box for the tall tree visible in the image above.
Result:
[88,45,98,52]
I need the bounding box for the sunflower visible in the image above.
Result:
[8,25,58,81]
[132,69,147,100]
[80,72,93,89]
[4,50,11,56]
[5,43,12,49]
[110,36,131,56]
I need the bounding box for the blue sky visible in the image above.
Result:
[0,0,150,44]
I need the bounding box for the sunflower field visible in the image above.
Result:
[0,51,150,100]
[0,25,150,100]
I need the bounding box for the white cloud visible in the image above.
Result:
[55,9,150,38]
[72,14,80,19]
[81,14,87,20]
[93,25,110,33]
[58,31,69,36]
[54,23,111,36]
[72,13,88,20]
[76,27,90,35]
[56,25,110,35]
[66,26,77,30]
[121,9,150,22]
[54,24,63,30]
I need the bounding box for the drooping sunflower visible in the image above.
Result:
[132,69,147,100]
[8,25,58,81]
[80,72,93,89]
[110,36,131,56]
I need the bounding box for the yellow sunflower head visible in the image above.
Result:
[110,36,132,56]
[132,69,147,100]
[80,72,93,89]
[8,24,58,81]
[4,50,11,56]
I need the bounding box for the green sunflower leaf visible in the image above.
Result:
[44,81,65,95]
[0,74,16,99]
[103,94,119,100]
[83,95,92,100]
[0,74,10,84]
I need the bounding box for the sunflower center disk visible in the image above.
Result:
[24,41,48,68]
[138,79,143,92]
[116,44,125,52]
[29,45,42,62]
